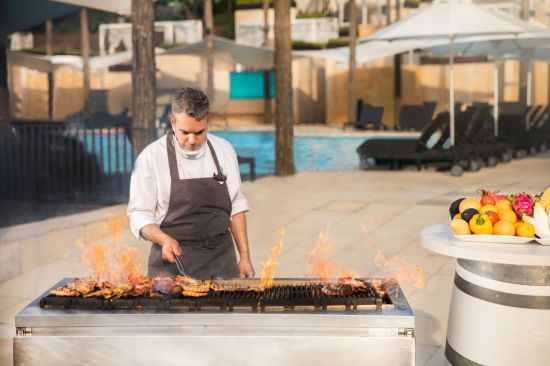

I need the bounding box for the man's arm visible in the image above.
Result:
[230,212,255,278]
[140,224,181,263]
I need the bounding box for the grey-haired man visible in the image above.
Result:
[128,87,255,279]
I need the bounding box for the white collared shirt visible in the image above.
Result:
[127,132,250,239]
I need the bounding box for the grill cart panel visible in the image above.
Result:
[15,278,416,366]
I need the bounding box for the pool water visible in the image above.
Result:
[212,131,367,176]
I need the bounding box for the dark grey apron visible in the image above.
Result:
[147,130,238,279]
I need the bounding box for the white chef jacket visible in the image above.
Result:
[127,132,250,240]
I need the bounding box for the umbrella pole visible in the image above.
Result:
[526,56,532,131]
[450,36,455,146]
[493,58,499,137]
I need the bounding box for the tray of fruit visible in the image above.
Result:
[449,187,550,245]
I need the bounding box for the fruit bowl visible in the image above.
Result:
[535,238,550,246]
[453,234,534,244]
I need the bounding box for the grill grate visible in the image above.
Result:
[40,281,392,312]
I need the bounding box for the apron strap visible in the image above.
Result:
[207,140,227,183]
[166,130,180,183]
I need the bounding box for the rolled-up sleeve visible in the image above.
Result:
[127,150,158,239]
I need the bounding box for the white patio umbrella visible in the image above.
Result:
[425,24,550,136]
[164,36,275,69]
[294,39,447,64]
[50,0,132,15]
[363,0,548,146]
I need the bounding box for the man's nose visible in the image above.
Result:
[188,135,197,145]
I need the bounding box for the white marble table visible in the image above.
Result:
[421,224,550,366]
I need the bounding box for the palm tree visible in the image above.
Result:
[131,0,157,156]
[263,0,272,125]
[0,40,9,128]
[348,0,357,124]
[204,0,214,104]
[80,9,90,114]
[274,0,295,175]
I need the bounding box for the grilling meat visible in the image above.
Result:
[129,275,155,297]
[153,276,182,295]
[211,281,264,292]
[175,275,212,297]
[50,287,80,297]
[84,288,114,298]
[72,278,97,295]
[321,278,368,297]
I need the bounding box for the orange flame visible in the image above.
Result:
[373,250,425,288]
[307,229,360,282]
[260,227,285,288]
[81,242,110,279]
[79,215,143,284]
[107,215,128,256]
[115,247,142,282]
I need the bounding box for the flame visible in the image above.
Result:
[81,242,110,279]
[116,247,142,281]
[307,229,360,282]
[260,227,285,288]
[79,215,142,284]
[107,215,128,256]
[80,241,143,284]
[373,250,425,289]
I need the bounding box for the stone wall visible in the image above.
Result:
[0,205,145,284]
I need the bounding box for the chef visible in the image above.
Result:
[127,87,255,279]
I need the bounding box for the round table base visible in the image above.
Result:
[445,259,550,365]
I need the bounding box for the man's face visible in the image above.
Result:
[170,112,208,151]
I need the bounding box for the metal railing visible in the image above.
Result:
[0,122,256,204]
[0,122,156,204]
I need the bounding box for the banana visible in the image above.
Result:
[534,203,549,228]
[523,203,550,239]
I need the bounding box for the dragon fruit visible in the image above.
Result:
[510,193,535,217]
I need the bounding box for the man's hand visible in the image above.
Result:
[139,224,182,263]
[238,258,255,278]
[161,237,182,263]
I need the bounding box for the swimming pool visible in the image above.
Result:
[212,131,368,176]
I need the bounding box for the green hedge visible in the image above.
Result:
[291,40,325,50]
[236,0,296,9]
[291,37,351,50]
[339,25,349,37]
[159,42,187,50]
[20,48,100,57]
[296,11,329,19]
[236,0,273,9]
[326,38,350,49]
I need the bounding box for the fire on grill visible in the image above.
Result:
[42,276,391,312]
[43,217,422,313]
[49,275,373,299]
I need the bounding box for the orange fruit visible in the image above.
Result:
[498,209,517,224]
[516,222,535,238]
[480,204,497,214]
[453,213,462,219]
[459,198,482,213]
[495,199,512,212]
[450,219,471,235]
[515,221,524,228]
[493,220,515,236]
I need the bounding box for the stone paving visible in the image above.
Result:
[1,151,550,365]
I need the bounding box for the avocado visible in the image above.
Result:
[449,198,465,219]
[461,208,479,223]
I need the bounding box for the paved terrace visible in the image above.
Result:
[1,152,549,365]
